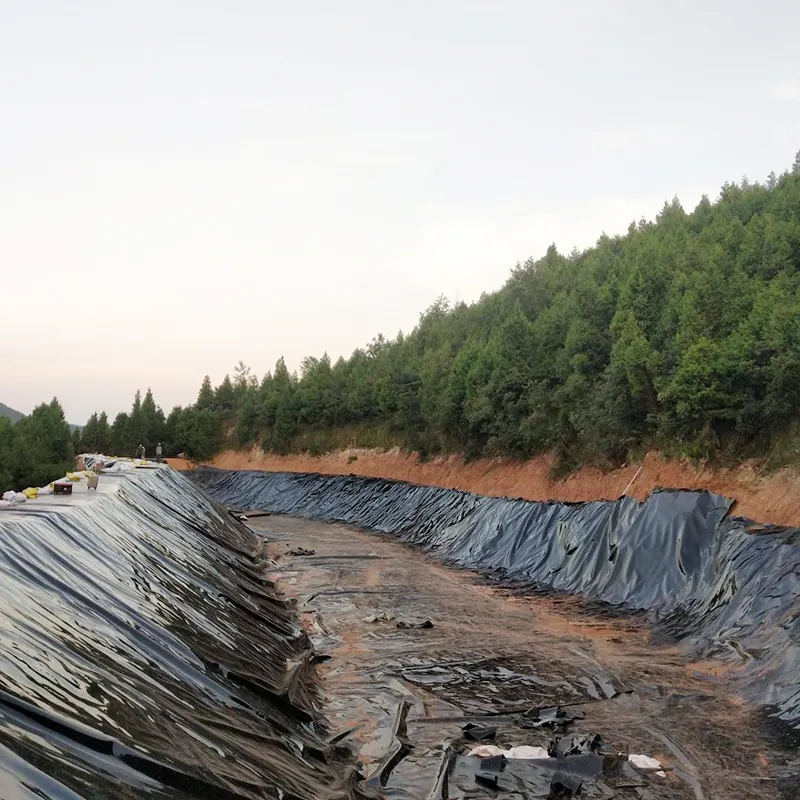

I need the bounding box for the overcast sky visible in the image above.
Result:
[2,1,799,424]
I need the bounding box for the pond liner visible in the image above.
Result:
[0,467,365,799]
[189,468,800,729]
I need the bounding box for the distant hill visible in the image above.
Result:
[0,401,80,431]
[0,402,24,423]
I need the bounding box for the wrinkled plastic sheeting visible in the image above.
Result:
[191,468,800,726]
[0,468,359,799]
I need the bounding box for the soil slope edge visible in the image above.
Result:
[169,447,800,526]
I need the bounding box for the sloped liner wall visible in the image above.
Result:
[191,468,800,728]
[0,468,361,800]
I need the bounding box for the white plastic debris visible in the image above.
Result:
[468,744,551,759]
[363,611,396,623]
[468,745,503,758]
[6,492,27,504]
[629,753,666,777]
[505,746,551,759]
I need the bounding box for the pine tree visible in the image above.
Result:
[196,376,214,410]
[214,376,236,411]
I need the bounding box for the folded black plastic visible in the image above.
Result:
[0,468,361,799]
[191,468,800,728]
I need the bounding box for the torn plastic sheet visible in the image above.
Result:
[468,745,551,759]
[0,468,366,799]
[517,705,585,730]
[629,753,667,777]
[190,468,800,727]
[81,453,139,472]
[453,747,620,797]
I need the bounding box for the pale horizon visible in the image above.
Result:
[3,0,799,425]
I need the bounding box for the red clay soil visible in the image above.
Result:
[168,447,800,526]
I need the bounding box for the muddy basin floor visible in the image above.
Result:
[252,515,797,800]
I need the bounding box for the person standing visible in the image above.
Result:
[136,443,145,460]
[156,442,163,463]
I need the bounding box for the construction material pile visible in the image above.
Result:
[0,453,136,507]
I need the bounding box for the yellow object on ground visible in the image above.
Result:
[66,472,82,482]
[22,487,38,499]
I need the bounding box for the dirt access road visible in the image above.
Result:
[252,515,795,800]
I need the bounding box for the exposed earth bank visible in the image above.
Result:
[168,448,800,526]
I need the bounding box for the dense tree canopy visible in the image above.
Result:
[82,158,800,469]
[0,399,75,491]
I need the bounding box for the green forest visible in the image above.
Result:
[87,157,800,470]
[7,157,800,489]
[0,400,77,491]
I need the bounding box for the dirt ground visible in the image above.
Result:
[187,448,800,526]
[252,514,796,800]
